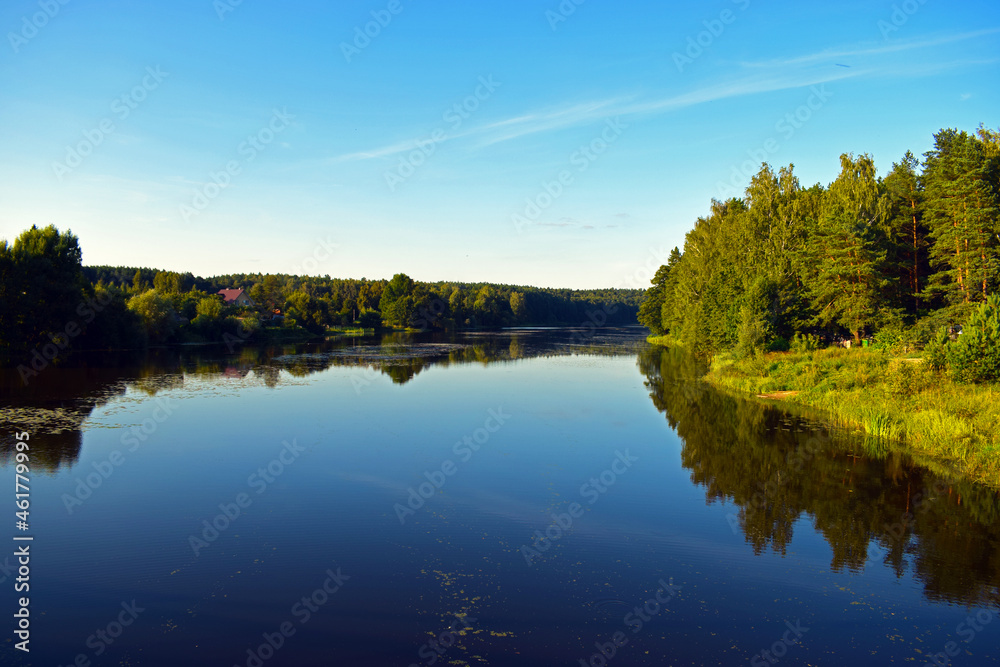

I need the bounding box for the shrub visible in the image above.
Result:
[886,360,932,397]
[923,327,950,372]
[871,327,905,353]
[949,294,1000,383]
[735,317,768,359]
[790,333,819,354]
[358,309,382,329]
[767,336,790,352]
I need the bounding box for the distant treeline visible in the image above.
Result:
[639,124,1000,354]
[0,226,640,368]
[80,266,641,332]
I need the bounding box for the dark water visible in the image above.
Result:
[1,329,997,666]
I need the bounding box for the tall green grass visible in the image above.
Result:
[703,347,1000,488]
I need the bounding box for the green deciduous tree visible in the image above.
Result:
[196,296,223,319]
[509,291,527,322]
[127,289,177,343]
[379,273,416,327]
[638,264,671,335]
[0,225,89,354]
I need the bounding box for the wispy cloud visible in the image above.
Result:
[324,28,997,164]
[615,69,864,118]
[738,27,1000,69]
[326,96,629,163]
[327,137,442,163]
[472,96,629,147]
[324,69,852,163]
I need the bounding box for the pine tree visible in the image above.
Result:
[800,154,889,343]
[883,151,928,316]
[922,129,999,312]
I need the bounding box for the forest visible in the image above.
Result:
[0,226,641,369]
[639,125,1000,358]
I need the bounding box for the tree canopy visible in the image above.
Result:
[641,125,1000,353]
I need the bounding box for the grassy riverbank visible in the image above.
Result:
[649,338,1000,487]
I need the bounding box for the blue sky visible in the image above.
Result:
[0,0,997,289]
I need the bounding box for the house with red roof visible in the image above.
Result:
[218,288,255,308]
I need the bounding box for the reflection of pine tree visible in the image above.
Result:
[638,345,1000,607]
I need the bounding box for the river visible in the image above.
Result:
[1,328,997,665]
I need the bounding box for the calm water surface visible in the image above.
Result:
[1,328,998,666]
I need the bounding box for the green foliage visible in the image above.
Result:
[704,346,1000,482]
[77,284,145,350]
[870,327,905,353]
[196,296,223,319]
[923,326,951,371]
[885,360,931,398]
[127,289,177,343]
[800,153,889,340]
[790,333,819,354]
[358,309,382,329]
[0,225,89,354]
[735,276,780,358]
[644,124,1000,361]
[922,129,999,308]
[638,261,673,334]
[948,294,1000,383]
[735,319,768,359]
[284,290,327,335]
[379,274,418,327]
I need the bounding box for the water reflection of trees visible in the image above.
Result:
[638,346,1000,608]
[0,329,644,472]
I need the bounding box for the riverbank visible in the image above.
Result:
[649,338,1000,488]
